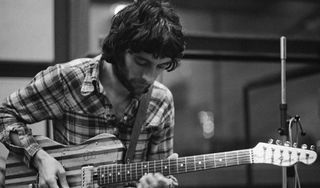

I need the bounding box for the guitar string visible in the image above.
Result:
[96,151,253,184]
[97,152,252,173]
[97,148,303,184]
[97,156,252,184]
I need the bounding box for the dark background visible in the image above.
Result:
[1,0,320,187]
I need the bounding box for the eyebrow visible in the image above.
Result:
[135,55,172,66]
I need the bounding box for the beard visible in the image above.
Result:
[112,57,150,97]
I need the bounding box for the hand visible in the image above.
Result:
[33,149,69,188]
[137,153,179,188]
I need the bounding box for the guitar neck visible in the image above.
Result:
[96,149,253,185]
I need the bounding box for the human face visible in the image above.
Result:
[114,50,172,96]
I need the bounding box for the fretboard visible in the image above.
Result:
[96,149,253,185]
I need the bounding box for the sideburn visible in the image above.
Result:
[112,55,135,94]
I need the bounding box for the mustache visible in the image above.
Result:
[131,79,150,86]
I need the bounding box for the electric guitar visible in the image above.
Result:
[4,133,317,188]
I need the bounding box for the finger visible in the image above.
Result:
[138,175,147,188]
[57,169,69,188]
[38,178,48,188]
[169,175,179,186]
[139,173,155,188]
[168,153,178,159]
[154,173,169,187]
[145,173,159,188]
[45,177,59,188]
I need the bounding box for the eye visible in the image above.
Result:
[134,57,149,66]
[157,62,171,70]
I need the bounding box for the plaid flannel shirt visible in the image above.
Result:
[0,55,175,168]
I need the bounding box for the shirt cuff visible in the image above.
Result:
[24,141,42,168]
[3,125,42,168]
[4,139,41,169]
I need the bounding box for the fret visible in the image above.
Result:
[113,165,116,183]
[139,162,142,177]
[98,167,102,185]
[204,155,207,169]
[129,163,132,181]
[116,165,119,183]
[176,158,179,173]
[238,150,251,164]
[161,160,163,175]
[177,157,186,173]
[105,166,109,184]
[186,156,195,172]
[149,161,152,174]
[97,167,100,185]
[135,163,138,181]
[214,153,225,167]
[195,155,205,170]
[110,165,114,184]
[225,152,228,166]
[103,166,106,184]
[104,166,107,184]
[138,162,141,177]
[119,164,123,182]
[184,157,187,173]
[106,166,109,184]
[227,152,232,166]
[226,151,238,166]
[236,151,239,165]
[169,158,178,174]
[162,159,169,176]
[116,165,119,182]
[124,164,128,182]
[122,164,126,182]
[113,165,117,183]
[205,154,215,169]
[142,161,148,175]
[148,160,154,174]
[168,159,171,174]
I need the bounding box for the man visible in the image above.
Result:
[0,0,185,187]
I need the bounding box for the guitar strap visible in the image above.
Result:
[124,85,153,164]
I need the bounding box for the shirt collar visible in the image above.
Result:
[80,55,102,96]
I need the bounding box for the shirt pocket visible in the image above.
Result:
[62,110,119,139]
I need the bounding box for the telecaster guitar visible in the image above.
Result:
[4,133,317,188]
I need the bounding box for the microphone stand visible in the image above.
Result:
[278,36,295,188]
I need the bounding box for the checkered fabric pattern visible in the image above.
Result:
[0,56,175,167]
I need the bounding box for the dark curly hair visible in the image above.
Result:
[101,0,185,71]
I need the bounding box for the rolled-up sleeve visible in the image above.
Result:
[0,64,65,167]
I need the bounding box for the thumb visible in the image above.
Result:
[57,169,69,188]
[168,153,178,159]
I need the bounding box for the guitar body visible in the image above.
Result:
[5,133,125,188]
